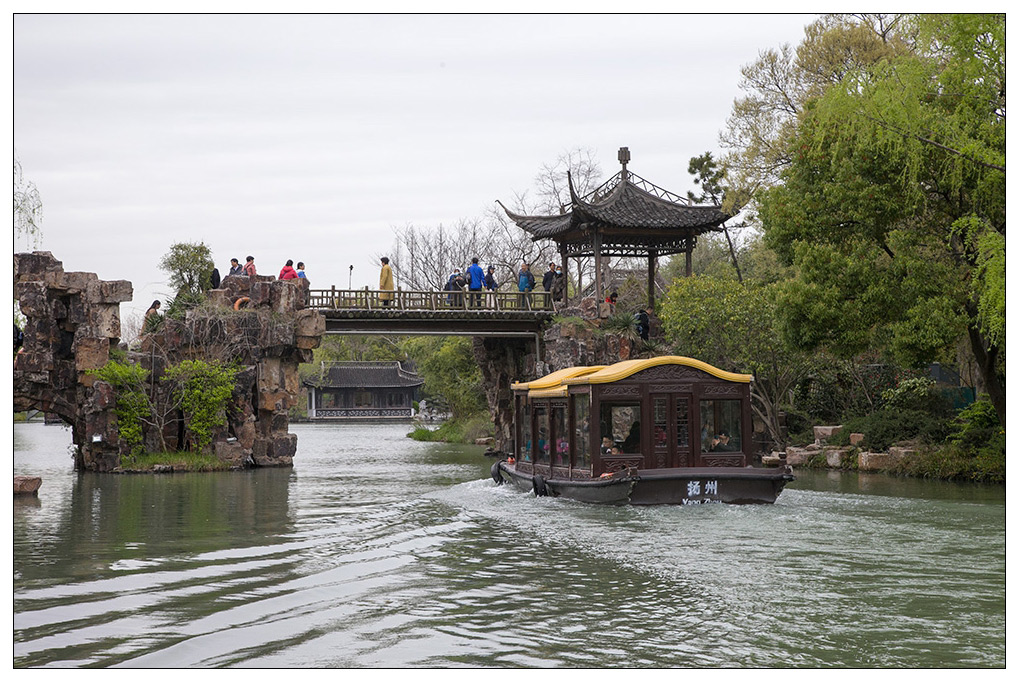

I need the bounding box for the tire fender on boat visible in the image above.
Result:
[491,461,503,485]
[533,475,547,497]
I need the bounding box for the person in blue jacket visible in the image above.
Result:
[517,262,536,309]
[466,257,485,307]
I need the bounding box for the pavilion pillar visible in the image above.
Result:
[685,237,693,277]
[576,256,583,306]
[647,248,657,310]
[559,242,568,306]
[593,230,603,304]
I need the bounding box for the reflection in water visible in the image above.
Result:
[13,422,1005,668]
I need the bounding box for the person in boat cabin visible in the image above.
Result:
[712,433,735,452]
[622,421,641,453]
[601,437,613,456]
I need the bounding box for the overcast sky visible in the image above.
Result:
[13,13,816,322]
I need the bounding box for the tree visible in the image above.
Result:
[158,241,216,315]
[719,14,913,212]
[399,336,485,418]
[686,151,743,282]
[14,154,43,248]
[659,276,805,449]
[386,148,603,296]
[755,13,1005,422]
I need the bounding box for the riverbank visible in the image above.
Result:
[406,413,493,444]
[768,427,1004,484]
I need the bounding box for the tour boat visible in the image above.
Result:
[492,356,794,505]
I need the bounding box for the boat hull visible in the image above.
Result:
[496,462,793,505]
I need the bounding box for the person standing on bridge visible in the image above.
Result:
[542,263,557,293]
[517,262,535,309]
[466,257,485,308]
[379,257,394,306]
[484,265,498,291]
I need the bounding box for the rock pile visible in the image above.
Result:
[14,252,325,471]
[14,252,132,470]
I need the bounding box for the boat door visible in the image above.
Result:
[649,394,692,468]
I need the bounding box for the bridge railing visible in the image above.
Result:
[308,288,554,312]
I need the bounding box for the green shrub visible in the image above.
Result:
[783,408,814,445]
[881,376,951,416]
[828,408,951,451]
[163,359,239,451]
[888,436,1004,483]
[407,413,493,444]
[948,398,1001,449]
[87,360,151,455]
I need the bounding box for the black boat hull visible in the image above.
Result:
[496,462,793,505]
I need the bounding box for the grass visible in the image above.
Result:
[407,413,493,444]
[118,450,233,472]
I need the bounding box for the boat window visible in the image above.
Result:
[519,400,532,461]
[552,404,568,467]
[676,399,689,448]
[535,406,550,464]
[653,398,668,448]
[699,399,742,452]
[600,403,640,455]
[572,394,590,471]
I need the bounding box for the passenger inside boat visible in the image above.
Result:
[622,421,641,452]
[600,404,641,455]
[701,400,743,452]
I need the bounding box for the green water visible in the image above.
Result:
[12,422,1005,668]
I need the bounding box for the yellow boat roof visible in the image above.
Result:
[562,356,752,385]
[511,365,606,392]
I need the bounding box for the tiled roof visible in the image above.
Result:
[304,361,424,389]
[499,169,729,240]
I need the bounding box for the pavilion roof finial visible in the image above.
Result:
[618,146,630,173]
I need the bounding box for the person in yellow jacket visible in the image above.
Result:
[379,257,394,306]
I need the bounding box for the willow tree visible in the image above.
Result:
[719,14,914,212]
[756,13,1005,422]
[14,154,43,248]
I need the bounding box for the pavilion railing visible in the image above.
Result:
[307,288,554,312]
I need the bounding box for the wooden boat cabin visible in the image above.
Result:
[510,356,765,485]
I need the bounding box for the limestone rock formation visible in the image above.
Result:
[14,252,325,472]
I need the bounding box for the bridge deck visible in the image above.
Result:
[308,288,555,336]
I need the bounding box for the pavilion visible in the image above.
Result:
[498,147,731,309]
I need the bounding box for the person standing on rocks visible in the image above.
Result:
[143,300,162,334]
[279,260,298,280]
[379,257,395,306]
[243,256,257,276]
[228,258,243,276]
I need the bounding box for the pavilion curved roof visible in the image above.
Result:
[498,168,730,242]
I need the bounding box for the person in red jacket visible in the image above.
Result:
[279,259,298,280]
